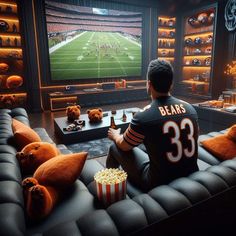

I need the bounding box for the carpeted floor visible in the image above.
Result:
[66,137,113,159]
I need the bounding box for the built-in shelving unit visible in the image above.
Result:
[157,16,176,65]
[0,0,26,108]
[180,6,216,97]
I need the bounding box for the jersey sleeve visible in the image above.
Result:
[123,116,145,147]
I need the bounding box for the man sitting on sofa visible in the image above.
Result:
[106,59,199,191]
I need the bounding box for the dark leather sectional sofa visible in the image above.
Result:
[1,108,236,236]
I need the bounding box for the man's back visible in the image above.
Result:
[131,96,199,187]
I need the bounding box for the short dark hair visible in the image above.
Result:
[147,59,173,93]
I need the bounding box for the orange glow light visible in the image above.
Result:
[51,96,77,101]
[158,38,175,42]
[183,66,210,69]
[0,48,21,51]
[159,17,176,21]
[158,57,174,60]
[158,48,175,52]
[0,35,21,39]
[2,93,26,96]
[0,2,17,7]
[158,28,176,32]
[0,18,19,22]
[184,32,213,39]
[184,55,211,59]
[182,80,208,85]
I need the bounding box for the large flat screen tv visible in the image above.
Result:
[45,1,142,83]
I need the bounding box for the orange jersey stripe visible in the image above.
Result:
[124,132,143,146]
[126,129,143,143]
[128,127,145,139]
[124,135,140,146]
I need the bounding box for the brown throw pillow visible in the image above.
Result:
[201,124,236,160]
[12,118,41,149]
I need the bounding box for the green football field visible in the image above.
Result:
[49,31,142,80]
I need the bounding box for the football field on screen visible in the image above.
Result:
[49,31,142,80]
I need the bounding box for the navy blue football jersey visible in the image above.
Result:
[123,96,199,186]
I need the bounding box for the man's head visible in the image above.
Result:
[146,59,173,95]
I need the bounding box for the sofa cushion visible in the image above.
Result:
[189,171,228,195]
[0,180,24,208]
[148,185,191,215]
[26,180,97,234]
[198,145,220,165]
[12,119,41,150]
[133,193,168,224]
[0,203,26,236]
[106,199,148,235]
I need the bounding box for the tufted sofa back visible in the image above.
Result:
[0,108,28,236]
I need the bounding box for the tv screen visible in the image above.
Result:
[45,1,142,82]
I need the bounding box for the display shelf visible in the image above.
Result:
[157,16,176,65]
[184,31,213,37]
[0,0,26,109]
[180,6,216,97]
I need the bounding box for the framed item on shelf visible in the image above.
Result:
[180,5,216,98]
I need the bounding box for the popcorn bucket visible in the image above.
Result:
[94,168,127,206]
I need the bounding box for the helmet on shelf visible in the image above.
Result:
[205,35,213,43]
[197,12,208,24]
[169,31,175,37]
[160,49,168,56]
[185,38,193,45]
[188,16,200,27]
[208,12,215,24]
[194,37,202,45]
[192,58,201,65]
[168,19,174,26]
[204,57,211,66]
[205,47,212,54]
[193,48,202,54]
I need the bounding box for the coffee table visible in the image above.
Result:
[54,108,140,144]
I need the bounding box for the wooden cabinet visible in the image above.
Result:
[157,16,176,65]
[0,0,26,109]
[180,6,216,98]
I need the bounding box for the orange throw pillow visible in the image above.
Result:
[12,118,41,149]
[201,124,236,160]
[22,152,88,220]
[33,152,88,187]
[16,142,60,176]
